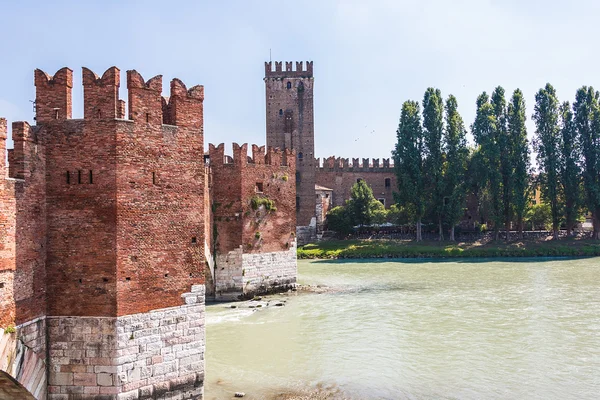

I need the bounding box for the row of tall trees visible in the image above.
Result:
[394,84,600,241]
[533,85,600,240]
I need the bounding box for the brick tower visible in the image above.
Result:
[264,61,316,243]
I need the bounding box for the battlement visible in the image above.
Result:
[265,61,313,78]
[316,156,394,171]
[0,118,6,178]
[34,66,203,127]
[208,143,295,168]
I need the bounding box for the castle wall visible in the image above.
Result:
[115,72,206,317]
[315,157,397,210]
[1,66,208,399]
[210,143,297,300]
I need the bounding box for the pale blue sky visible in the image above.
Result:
[1,0,599,162]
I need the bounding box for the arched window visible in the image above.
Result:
[297,81,304,92]
[298,152,303,160]
[279,109,283,115]
[287,82,292,89]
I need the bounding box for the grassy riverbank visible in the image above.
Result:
[297,237,600,259]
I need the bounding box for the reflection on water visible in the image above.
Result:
[205,258,600,400]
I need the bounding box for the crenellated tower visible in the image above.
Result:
[264,61,316,243]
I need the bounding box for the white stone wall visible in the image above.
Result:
[117,285,205,400]
[47,285,205,400]
[242,240,297,297]
[215,248,243,301]
[0,317,47,399]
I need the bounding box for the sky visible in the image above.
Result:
[1,0,600,162]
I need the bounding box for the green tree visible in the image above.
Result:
[492,87,513,240]
[472,92,502,240]
[422,88,446,240]
[347,179,383,227]
[443,95,468,241]
[525,203,552,231]
[559,101,581,236]
[325,206,353,235]
[533,84,563,240]
[573,87,600,240]
[393,101,426,241]
[508,89,530,239]
[386,203,414,225]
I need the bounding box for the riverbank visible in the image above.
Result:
[297,237,600,259]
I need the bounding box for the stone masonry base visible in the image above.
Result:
[214,242,297,301]
[47,285,205,400]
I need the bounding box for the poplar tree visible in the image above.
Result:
[422,88,445,240]
[559,101,581,236]
[533,84,562,240]
[508,89,530,239]
[393,101,425,241]
[574,87,600,240]
[472,92,502,241]
[444,95,468,241]
[492,87,512,240]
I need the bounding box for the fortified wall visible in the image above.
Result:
[0,66,208,399]
[0,65,299,399]
[315,156,397,209]
[209,143,297,301]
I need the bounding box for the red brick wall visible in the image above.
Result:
[210,143,296,255]
[115,71,205,317]
[315,157,397,209]
[0,118,16,327]
[0,117,48,327]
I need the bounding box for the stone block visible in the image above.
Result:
[97,372,115,387]
[48,372,73,386]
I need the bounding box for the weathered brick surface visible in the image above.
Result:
[0,65,208,399]
[209,143,297,299]
[265,61,316,229]
[315,157,397,209]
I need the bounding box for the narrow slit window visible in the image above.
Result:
[89,170,93,184]
[152,172,156,185]
[146,113,150,123]
[287,82,292,89]
[54,109,59,119]
[66,171,70,184]
[279,109,283,115]
[78,170,82,184]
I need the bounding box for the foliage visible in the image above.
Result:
[472,91,502,239]
[525,203,552,230]
[533,83,562,238]
[573,86,600,239]
[3,325,16,334]
[250,196,276,212]
[347,180,383,226]
[393,100,425,240]
[443,95,469,239]
[422,88,446,239]
[559,101,582,235]
[386,203,415,225]
[508,89,530,236]
[326,206,353,235]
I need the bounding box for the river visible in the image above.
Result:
[205,258,600,399]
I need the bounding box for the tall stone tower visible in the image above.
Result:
[264,61,316,243]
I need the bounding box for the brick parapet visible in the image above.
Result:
[34,68,73,123]
[316,156,395,172]
[264,61,313,78]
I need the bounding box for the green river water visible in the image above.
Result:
[205,257,600,399]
